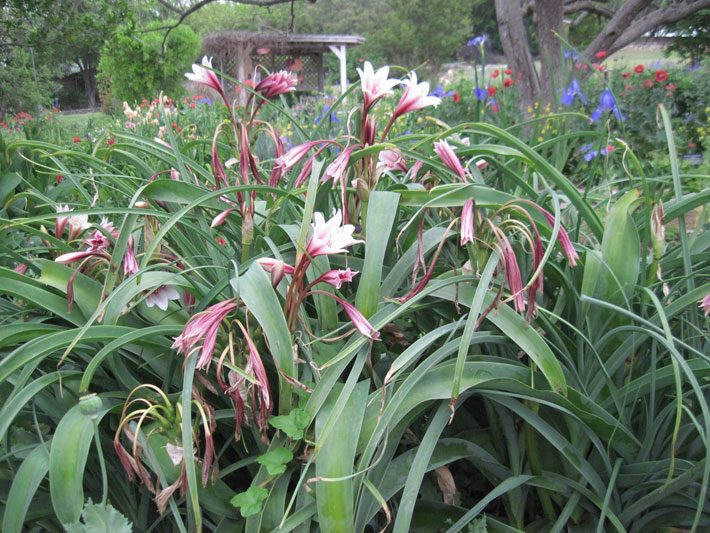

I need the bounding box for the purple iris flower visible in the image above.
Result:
[564,48,583,61]
[474,86,487,101]
[430,84,454,99]
[315,104,340,125]
[468,35,488,47]
[560,79,588,107]
[583,150,599,162]
[590,89,625,122]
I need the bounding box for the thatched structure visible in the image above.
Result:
[202,31,364,101]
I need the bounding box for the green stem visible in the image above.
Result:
[93,419,108,507]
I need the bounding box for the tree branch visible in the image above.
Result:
[563,1,614,19]
[605,0,710,54]
[152,0,317,51]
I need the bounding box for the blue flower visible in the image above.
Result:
[583,150,599,162]
[590,89,625,122]
[430,84,454,99]
[315,104,340,125]
[474,86,487,101]
[560,79,588,107]
[564,48,582,61]
[467,34,488,47]
[200,97,213,105]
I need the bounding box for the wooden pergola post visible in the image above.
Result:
[328,44,348,95]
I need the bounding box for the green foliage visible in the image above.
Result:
[0,48,57,116]
[269,408,310,440]
[0,57,707,533]
[230,486,269,517]
[257,447,294,475]
[65,501,133,533]
[98,21,200,104]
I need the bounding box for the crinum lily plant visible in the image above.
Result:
[47,58,582,526]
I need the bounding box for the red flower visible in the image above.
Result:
[625,84,634,91]
[655,69,668,82]
[503,78,513,88]
[605,144,614,153]
[504,68,512,75]
[665,82,677,91]
[215,236,227,247]
[190,102,196,108]
[487,86,497,97]
[106,138,115,146]
[594,50,607,59]
[634,64,644,74]
[621,72,631,80]
[55,174,64,184]
[72,136,81,143]
[643,79,654,89]
[452,90,460,103]
[171,122,178,128]
[491,69,500,78]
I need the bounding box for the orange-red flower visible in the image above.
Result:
[503,78,513,88]
[634,64,644,74]
[655,69,668,82]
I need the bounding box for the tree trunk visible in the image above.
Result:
[80,67,98,108]
[535,0,565,105]
[495,0,540,110]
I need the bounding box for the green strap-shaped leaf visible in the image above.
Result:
[239,265,295,414]
[3,442,51,533]
[49,401,118,526]
[315,381,369,532]
[355,191,399,317]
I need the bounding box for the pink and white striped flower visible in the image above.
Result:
[255,70,298,99]
[55,205,72,238]
[376,149,408,174]
[172,299,238,369]
[276,140,326,172]
[460,199,475,245]
[146,285,180,311]
[316,268,359,289]
[312,290,380,340]
[393,72,441,119]
[185,56,227,102]
[306,210,363,258]
[123,236,139,276]
[434,140,466,181]
[67,212,91,241]
[538,208,579,266]
[257,257,296,287]
[700,293,710,316]
[357,61,400,112]
[324,145,356,185]
[55,249,110,265]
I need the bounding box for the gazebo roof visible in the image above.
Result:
[203,31,364,54]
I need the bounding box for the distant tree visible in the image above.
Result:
[664,9,710,64]
[0,0,130,109]
[0,48,57,117]
[98,21,200,104]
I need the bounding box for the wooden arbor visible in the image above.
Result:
[201,31,364,101]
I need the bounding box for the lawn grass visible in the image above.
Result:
[55,111,109,130]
